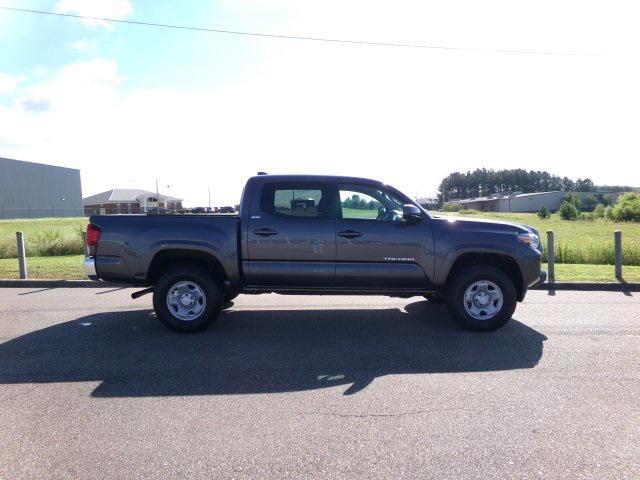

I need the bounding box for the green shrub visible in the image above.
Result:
[537,206,550,219]
[443,203,462,212]
[584,195,598,211]
[559,201,579,220]
[593,204,606,218]
[563,193,581,209]
[73,225,86,242]
[26,230,84,257]
[610,192,640,222]
[458,209,479,215]
[0,240,17,259]
[540,241,640,266]
[578,212,595,221]
[605,206,614,220]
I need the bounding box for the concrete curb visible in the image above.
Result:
[0,279,124,288]
[1,279,638,291]
[530,282,639,292]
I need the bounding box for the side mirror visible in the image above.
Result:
[402,204,421,224]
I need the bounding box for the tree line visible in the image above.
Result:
[437,168,635,204]
[342,194,381,210]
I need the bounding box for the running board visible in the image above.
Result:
[242,286,437,297]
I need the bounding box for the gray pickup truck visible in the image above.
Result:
[85,174,545,332]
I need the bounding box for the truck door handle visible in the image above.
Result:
[338,230,363,239]
[253,228,278,237]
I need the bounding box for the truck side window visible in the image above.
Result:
[261,183,327,219]
[339,185,405,222]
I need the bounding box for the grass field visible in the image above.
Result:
[440,211,640,247]
[0,213,639,282]
[0,255,85,279]
[342,208,378,219]
[440,211,640,265]
[542,263,640,282]
[0,217,88,258]
[0,217,88,243]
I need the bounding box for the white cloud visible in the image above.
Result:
[71,38,99,54]
[0,72,19,95]
[2,47,639,207]
[55,0,133,29]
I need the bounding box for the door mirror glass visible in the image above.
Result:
[402,204,421,223]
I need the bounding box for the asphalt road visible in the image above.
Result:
[0,288,638,479]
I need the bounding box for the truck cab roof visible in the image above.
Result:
[247,174,387,187]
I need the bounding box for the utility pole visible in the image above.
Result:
[156,178,160,214]
[208,187,211,209]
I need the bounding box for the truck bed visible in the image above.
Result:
[89,214,240,284]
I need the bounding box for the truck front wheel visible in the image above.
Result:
[445,265,517,331]
[153,266,223,333]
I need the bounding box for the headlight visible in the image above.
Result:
[517,232,540,249]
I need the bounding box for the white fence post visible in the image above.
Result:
[16,231,27,279]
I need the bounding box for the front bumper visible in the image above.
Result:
[84,257,98,281]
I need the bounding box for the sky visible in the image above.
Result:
[1,0,639,207]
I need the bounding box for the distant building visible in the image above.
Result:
[445,191,623,213]
[0,157,83,219]
[83,189,183,215]
[416,197,439,209]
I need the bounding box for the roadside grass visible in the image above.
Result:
[439,211,640,265]
[0,217,88,258]
[0,255,84,279]
[542,263,640,283]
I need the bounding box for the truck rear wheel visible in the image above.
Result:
[152,266,223,333]
[445,265,517,331]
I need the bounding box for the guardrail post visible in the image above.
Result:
[546,230,554,283]
[615,230,622,280]
[16,231,27,279]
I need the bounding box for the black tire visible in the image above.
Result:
[152,266,223,333]
[445,265,517,331]
[423,292,444,303]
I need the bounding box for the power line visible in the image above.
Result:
[0,5,598,57]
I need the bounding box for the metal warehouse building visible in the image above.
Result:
[446,190,623,213]
[0,157,83,219]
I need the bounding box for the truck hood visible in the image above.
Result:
[431,214,541,238]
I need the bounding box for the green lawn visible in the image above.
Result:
[0,217,88,258]
[439,211,640,247]
[0,255,85,279]
[440,211,640,265]
[0,217,88,243]
[543,263,640,283]
[342,208,378,219]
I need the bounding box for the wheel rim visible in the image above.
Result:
[463,280,503,320]
[166,281,207,321]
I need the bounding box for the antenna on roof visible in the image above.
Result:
[257,171,268,175]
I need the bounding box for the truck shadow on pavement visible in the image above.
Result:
[0,300,546,397]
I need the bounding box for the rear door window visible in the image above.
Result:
[260,183,328,219]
